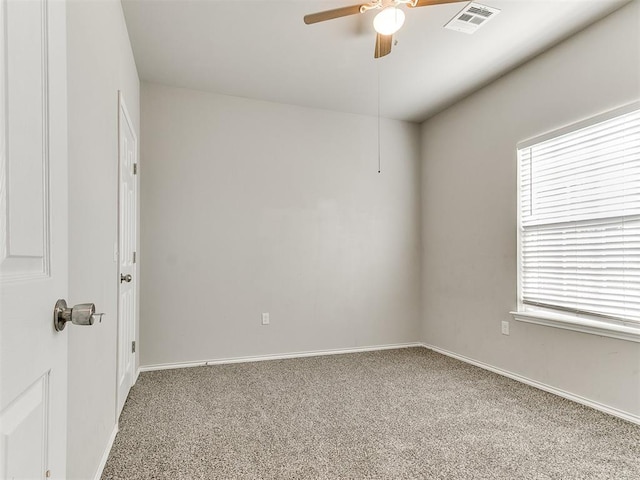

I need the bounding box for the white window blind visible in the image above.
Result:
[518,106,640,325]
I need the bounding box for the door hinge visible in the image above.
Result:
[133,251,136,264]
[132,341,136,353]
[133,163,138,175]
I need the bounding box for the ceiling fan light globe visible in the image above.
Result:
[373,7,405,35]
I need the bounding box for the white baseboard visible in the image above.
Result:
[139,342,423,373]
[134,367,140,385]
[422,343,640,426]
[93,423,118,480]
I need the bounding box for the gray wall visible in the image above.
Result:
[420,1,640,417]
[140,83,422,367]
[66,1,139,478]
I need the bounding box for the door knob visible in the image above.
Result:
[53,299,105,332]
[120,274,132,283]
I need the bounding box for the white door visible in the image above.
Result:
[117,93,137,415]
[0,0,68,479]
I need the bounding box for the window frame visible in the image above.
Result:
[511,101,640,343]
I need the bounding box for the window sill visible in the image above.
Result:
[510,310,640,343]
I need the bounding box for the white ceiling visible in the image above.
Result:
[121,0,631,122]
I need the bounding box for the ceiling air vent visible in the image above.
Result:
[444,2,500,34]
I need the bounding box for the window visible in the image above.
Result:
[513,103,640,342]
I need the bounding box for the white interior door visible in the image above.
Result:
[117,93,137,416]
[0,0,68,479]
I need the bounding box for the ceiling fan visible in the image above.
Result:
[304,0,468,58]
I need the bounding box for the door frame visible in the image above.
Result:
[115,90,139,418]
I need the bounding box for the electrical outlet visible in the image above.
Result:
[501,320,510,336]
[261,312,270,325]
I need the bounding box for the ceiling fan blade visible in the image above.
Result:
[374,33,392,59]
[304,5,365,25]
[409,0,469,8]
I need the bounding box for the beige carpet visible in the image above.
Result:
[102,348,640,479]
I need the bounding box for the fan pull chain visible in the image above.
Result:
[377,62,381,174]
